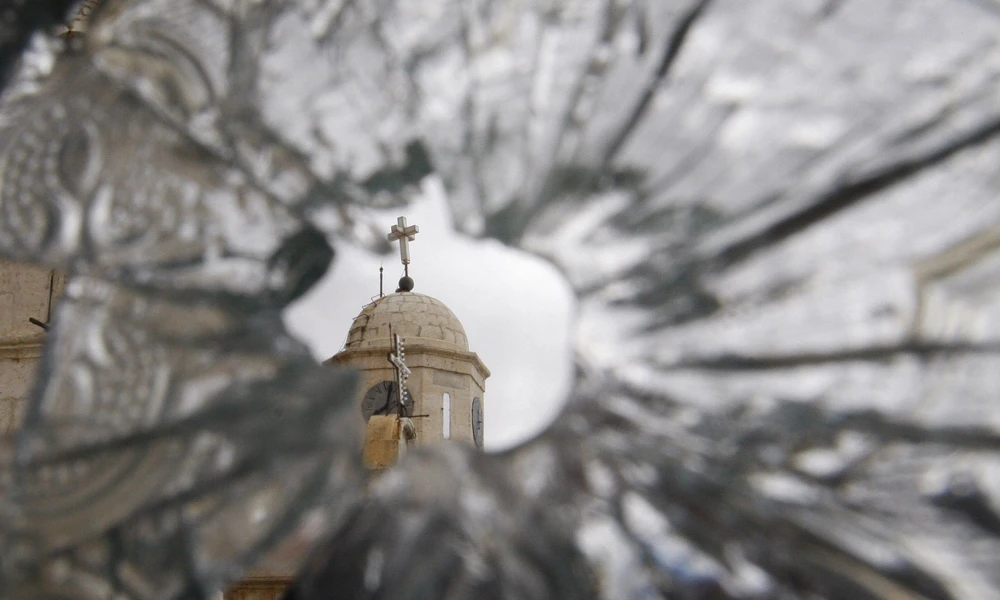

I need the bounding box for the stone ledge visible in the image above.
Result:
[224,575,293,600]
[327,341,491,384]
[0,336,45,360]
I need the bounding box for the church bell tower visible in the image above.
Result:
[325,217,489,469]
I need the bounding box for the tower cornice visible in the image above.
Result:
[326,342,490,389]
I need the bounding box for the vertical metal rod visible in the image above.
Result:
[46,270,54,323]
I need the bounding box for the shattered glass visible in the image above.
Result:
[2,0,1000,598]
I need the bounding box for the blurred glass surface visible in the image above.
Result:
[1,1,1000,599]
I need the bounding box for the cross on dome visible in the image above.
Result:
[388,216,419,267]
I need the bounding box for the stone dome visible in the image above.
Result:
[343,292,469,351]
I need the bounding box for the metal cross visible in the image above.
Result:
[387,216,419,268]
[387,333,411,416]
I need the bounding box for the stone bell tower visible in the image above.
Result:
[325,217,489,469]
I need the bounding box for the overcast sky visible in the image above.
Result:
[284,176,575,450]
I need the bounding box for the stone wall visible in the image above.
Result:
[0,261,63,433]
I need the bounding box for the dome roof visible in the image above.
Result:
[343,292,469,351]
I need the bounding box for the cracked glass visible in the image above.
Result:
[2,1,1000,599]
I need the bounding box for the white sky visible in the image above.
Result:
[284,177,575,450]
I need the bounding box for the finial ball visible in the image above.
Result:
[398,276,415,292]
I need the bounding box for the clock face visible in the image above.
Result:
[361,381,412,421]
[471,397,483,449]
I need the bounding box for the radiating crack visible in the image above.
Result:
[660,342,1000,371]
[707,114,1000,270]
[600,0,713,166]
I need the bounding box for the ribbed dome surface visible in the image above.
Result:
[344,292,469,351]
